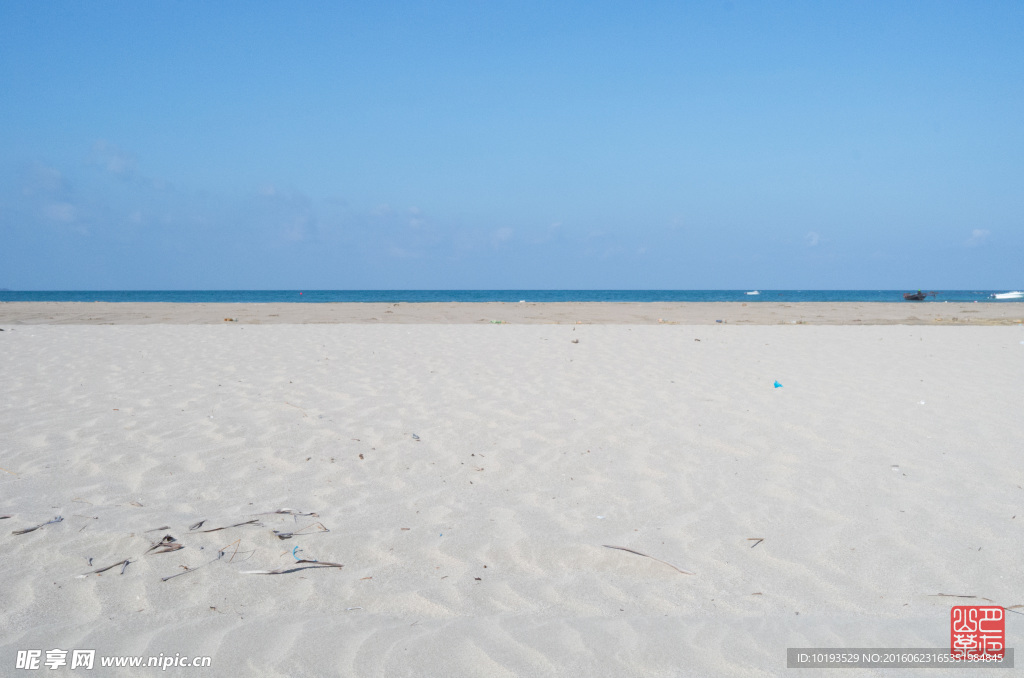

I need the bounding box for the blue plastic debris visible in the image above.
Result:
[773,381,783,388]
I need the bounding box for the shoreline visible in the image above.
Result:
[1,301,1022,325]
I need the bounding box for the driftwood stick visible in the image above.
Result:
[603,545,694,575]
[241,559,344,575]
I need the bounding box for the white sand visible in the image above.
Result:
[2,300,1022,325]
[1,317,1021,676]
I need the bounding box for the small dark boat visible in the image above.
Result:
[903,291,935,301]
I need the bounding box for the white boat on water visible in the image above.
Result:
[745,290,760,295]
[991,291,1023,299]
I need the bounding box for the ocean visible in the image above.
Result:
[0,290,1019,303]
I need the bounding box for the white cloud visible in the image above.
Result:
[282,215,309,241]
[406,207,427,229]
[805,231,820,247]
[965,229,990,246]
[388,246,420,259]
[491,227,513,246]
[22,162,66,196]
[92,140,137,175]
[42,202,77,223]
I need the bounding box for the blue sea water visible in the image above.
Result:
[0,290,1019,303]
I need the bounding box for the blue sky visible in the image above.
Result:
[1,1,1021,289]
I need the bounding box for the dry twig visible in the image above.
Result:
[603,545,694,575]
[12,516,63,535]
[241,560,344,575]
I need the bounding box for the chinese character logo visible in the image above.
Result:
[15,650,41,670]
[71,650,95,670]
[951,606,1004,658]
[43,649,67,670]
[15,648,95,671]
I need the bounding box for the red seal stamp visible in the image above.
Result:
[950,606,1004,659]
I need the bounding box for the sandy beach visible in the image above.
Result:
[1,301,1022,326]
[1,304,1021,676]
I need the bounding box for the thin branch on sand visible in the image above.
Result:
[145,535,180,554]
[241,560,344,575]
[78,559,131,577]
[196,519,260,533]
[929,594,1024,616]
[161,551,225,582]
[283,402,308,417]
[259,508,319,517]
[12,516,63,535]
[274,522,330,540]
[603,545,694,575]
